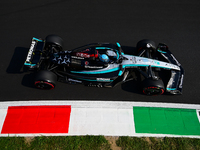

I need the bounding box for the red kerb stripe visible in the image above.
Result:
[1,105,71,134]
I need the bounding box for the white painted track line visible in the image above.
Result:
[0,100,200,109]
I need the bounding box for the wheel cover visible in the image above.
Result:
[143,87,164,96]
[35,81,55,90]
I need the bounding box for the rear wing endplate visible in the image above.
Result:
[24,37,44,69]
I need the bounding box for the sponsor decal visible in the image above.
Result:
[68,78,82,83]
[87,83,103,87]
[85,66,103,69]
[85,61,89,65]
[71,59,81,65]
[179,74,184,88]
[97,78,111,82]
[71,56,84,59]
[130,57,136,63]
[76,52,90,58]
[26,40,36,62]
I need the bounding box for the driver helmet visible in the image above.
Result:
[99,54,109,63]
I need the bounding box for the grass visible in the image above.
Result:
[0,137,27,150]
[0,136,111,150]
[116,136,200,150]
[0,136,200,150]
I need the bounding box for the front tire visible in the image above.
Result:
[136,39,156,50]
[142,78,165,96]
[34,70,57,90]
[136,39,156,56]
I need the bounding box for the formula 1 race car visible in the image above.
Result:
[24,35,184,95]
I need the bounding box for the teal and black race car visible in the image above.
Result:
[24,35,184,96]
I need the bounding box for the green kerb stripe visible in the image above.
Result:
[133,107,200,136]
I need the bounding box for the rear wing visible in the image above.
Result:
[157,43,184,94]
[24,37,45,69]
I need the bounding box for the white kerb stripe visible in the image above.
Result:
[197,110,200,123]
[68,108,135,136]
[0,107,8,133]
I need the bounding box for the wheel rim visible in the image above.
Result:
[35,81,55,90]
[143,87,164,96]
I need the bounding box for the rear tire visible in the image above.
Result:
[45,34,64,52]
[34,70,57,90]
[142,78,165,96]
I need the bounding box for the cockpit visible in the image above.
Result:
[72,46,119,63]
[52,43,123,70]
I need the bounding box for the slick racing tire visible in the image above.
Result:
[136,39,156,56]
[142,78,165,96]
[45,34,64,52]
[34,70,57,90]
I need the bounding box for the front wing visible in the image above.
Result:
[158,49,184,94]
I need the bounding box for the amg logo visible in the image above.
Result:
[26,40,36,62]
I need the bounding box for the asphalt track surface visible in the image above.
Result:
[1,0,200,104]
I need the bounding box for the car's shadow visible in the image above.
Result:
[121,79,143,95]
[6,47,36,88]
[6,47,28,74]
